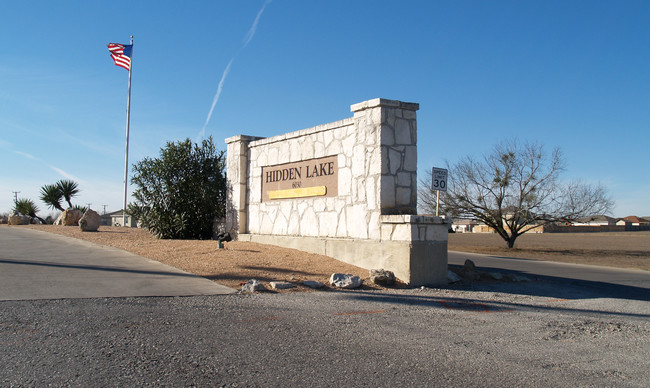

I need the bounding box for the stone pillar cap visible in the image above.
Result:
[225,135,266,144]
[350,98,419,113]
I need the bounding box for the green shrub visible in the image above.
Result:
[128,137,227,239]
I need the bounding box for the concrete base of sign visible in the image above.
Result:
[237,233,448,287]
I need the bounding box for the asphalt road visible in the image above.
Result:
[0,227,234,300]
[449,251,650,301]
[0,228,648,386]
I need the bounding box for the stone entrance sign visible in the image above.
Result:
[225,98,450,286]
[262,155,338,201]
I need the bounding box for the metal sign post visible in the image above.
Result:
[431,167,448,216]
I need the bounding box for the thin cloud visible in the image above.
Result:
[198,0,272,140]
[14,150,38,160]
[14,148,84,183]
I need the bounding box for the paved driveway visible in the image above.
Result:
[0,227,235,301]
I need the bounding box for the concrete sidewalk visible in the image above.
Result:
[0,227,235,301]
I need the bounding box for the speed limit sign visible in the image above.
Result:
[431,167,448,192]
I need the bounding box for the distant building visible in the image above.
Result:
[451,218,479,233]
[573,215,618,226]
[106,210,138,227]
[616,216,650,227]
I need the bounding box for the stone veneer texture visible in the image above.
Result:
[226,98,420,242]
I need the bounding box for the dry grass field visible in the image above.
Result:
[449,231,650,271]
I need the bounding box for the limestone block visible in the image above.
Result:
[301,207,318,236]
[391,224,416,241]
[396,187,412,207]
[395,118,412,144]
[287,211,301,235]
[380,176,396,208]
[368,212,381,240]
[318,211,338,237]
[338,167,352,196]
[329,273,363,289]
[404,146,417,171]
[270,281,294,290]
[289,140,301,161]
[336,210,348,238]
[381,125,395,146]
[425,224,449,241]
[271,211,288,235]
[388,148,402,175]
[403,109,417,120]
[302,280,325,289]
[346,205,368,239]
[351,145,366,176]
[397,172,411,187]
[241,279,267,292]
[380,224,394,241]
[326,139,342,155]
[259,213,274,234]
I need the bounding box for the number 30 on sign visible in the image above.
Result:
[431,167,448,192]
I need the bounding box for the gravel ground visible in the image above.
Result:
[1,283,648,387]
[1,225,648,386]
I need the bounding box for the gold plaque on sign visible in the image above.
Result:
[262,155,338,201]
[268,186,327,200]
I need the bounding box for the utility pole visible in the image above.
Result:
[86,203,92,210]
[102,205,107,215]
[11,191,20,204]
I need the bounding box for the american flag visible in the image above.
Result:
[107,43,132,70]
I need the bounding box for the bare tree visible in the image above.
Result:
[419,140,614,248]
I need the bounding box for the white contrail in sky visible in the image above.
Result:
[198,0,272,140]
[14,150,82,182]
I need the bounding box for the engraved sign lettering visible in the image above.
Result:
[262,155,338,201]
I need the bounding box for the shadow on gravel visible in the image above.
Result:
[447,264,650,302]
[339,289,650,319]
[0,259,201,278]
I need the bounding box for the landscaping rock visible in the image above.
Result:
[447,270,462,284]
[463,259,477,272]
[270,281,294,290]
[79,209,101,232]
[55,209,82,226]
[302,280,325,289]
[329,273,363,289]
[487,272,503,280]
[369,269,396,286]
[240,279,267,292]
[8,212,30,225]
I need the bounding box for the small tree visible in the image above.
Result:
[128,136,227,239]
[419,140,614,248]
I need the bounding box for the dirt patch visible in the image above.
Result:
[5,225,386,292]
[449,232,650,271]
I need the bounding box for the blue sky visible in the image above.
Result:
[1,0,648,217]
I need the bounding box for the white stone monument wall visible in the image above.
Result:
[225,98,450,286]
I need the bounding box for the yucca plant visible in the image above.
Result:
[14,198,46,224]
[57,180,80,208]
[40,183,65,211]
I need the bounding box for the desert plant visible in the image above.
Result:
[40,184,65,211]
[14,198,46,224]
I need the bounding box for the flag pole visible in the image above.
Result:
[122,36,133,227]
